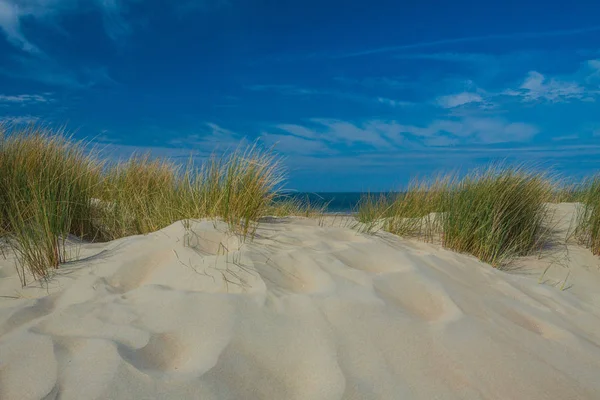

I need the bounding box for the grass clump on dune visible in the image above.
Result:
[384,177,449,240]
[0,126,102,283]
[549,182,586,203]
[96,154,185,239]
[358,165,554,268]
[267,194,329,218]
[357,178,448,237]
[442,166,554,268]
[575,175,600,255]
[1,125,284,283]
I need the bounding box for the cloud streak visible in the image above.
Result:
[265,116,539,157]
[0,93,52,104]
[437,92,485,108]
[504,71,588,102]
[0,0,135,53]
[247,84,412,108]
[336,25,600,58]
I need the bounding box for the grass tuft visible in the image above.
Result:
[358,165,554,268]
[441,166,554,268]
[0,126,283,283]
[0,125,102,283]
[575,175,600,255]
[268,194,330,218]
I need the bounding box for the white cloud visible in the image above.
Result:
[437,92,484,108]
[168,122,247,151]
[270,117,539,156]
[0,0,134,53]
[505,71,585,102]
[398,117,539,144]
[260,132,327,155]
[552,134,579,142]
[0,0,36,51]
[275,124,317,139]
[309,119,392,149]
[588,59,600,73]
[377,97,413,107]
[433,60,600,109]
[587,59,600,83]
[275,119,398,150]
[0,93,52,104]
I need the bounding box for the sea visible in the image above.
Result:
[281,192,395,214]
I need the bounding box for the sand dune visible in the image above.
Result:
[2,204,600,399]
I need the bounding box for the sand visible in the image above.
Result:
[2,203,600,399]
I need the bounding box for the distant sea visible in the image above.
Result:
[281,192,396,214]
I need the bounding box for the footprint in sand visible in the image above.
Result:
[373,272,462,323]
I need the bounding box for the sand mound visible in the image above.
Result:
[2,205,600,399]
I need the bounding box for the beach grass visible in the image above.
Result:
[268,194,330,218]
[0,125,284,283]
[550,182,586,203]
[2,124,588,280]
[358,166,555,268]
[575,175,600,255]
[0,126,102,283]
[441,166,554,268]
[356,178,449,237]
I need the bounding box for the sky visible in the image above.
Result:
[1,0,600,191]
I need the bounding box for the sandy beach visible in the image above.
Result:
[2,203,600,399]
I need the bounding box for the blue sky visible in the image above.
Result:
[1,0,600,191]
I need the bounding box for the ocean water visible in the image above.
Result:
[281,192,389,214]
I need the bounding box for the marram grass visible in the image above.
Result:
[0,126,103,283]
[2,124,593,282]
[0,125,284,284]
[575,175,600,255]
[358,166,556,268]
[441,166,554,268]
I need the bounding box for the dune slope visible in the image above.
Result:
[2,205,600,399]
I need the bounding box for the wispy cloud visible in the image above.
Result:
[335,25,600,58]
[437,92,485,108]
[0,0,40,52]
[274,124,317,139]
[266,116,538,157]
[399,117,539,144]
[435,60,600,110]
[377,97,413,107]
[552,134,579,142]
[504,71,588,102]
[168,122,248,151]
[0,0,135,53]
[260,132,328,155]
[270,120,398,152]
[309,119,394,149]
[584,59,600,83]
[247,84,412,108]
[0,92,52,104]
